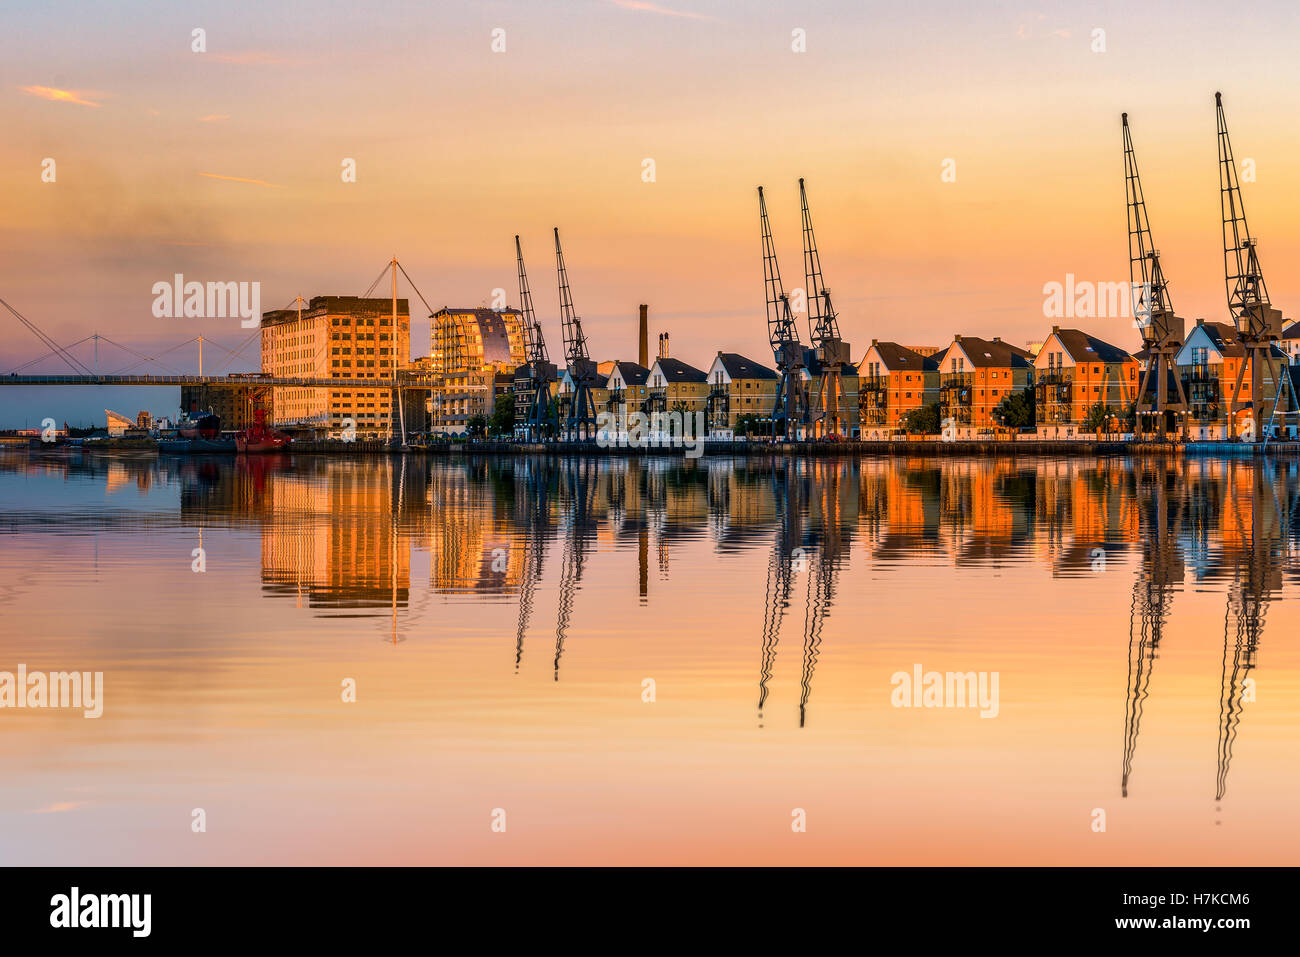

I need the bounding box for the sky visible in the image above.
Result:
[3,0,1300,425]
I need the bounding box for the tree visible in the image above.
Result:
[994,387,1035,429]
[489,392,516,437]
[466,415,487,437]
[1082,400,1109,433]
[902,402,940,435]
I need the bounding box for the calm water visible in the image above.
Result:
[0,450,1296,865]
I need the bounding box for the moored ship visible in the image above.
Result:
[236,409,292,453]
[176,410,221,440]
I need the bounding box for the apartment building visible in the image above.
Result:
[260,295,410,437]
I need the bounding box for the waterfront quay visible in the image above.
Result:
[9,435,1300,459]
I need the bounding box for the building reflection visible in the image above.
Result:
[15,449,1296,787]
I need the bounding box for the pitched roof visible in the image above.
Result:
[651,357,708,383]
[1045,328,1132,364]
[1185,321,1287,360]
[804,352,858,376]
[861,341,939,372]
[1281,320,1300,340]
[609,361,651,386]
[713,352,777,380]
[1193,321,1246,357]
[948,336,1033,368]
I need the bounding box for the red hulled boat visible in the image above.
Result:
[236,409,292,453]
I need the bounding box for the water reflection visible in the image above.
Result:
[2,450,1296,811]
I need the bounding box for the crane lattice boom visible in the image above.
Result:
[554,228,591,365]
[516,235,549,365]
[799,178,841,347]
[1122,114,1176,344]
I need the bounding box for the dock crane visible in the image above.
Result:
[512,459,553,671]
[1123,114,1190,439]
[554,228,598,441]
[799,179,852,439]
[796,460,848,727]
[759,187,808,440]
[1216,93,1287,440]
[755,459,848,728]
[552,457,598,680]
[515,236,557,441]
[1121,461,1185,796]
[1214,460,1285,802]
[758,461,800,723]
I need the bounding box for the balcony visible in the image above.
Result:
[1181,367,1220,420]
[706,387,729,429]
[1036,369,1072,387]
[644,387,668,414]
[1183,367,1219,403]
[939,373,973,421]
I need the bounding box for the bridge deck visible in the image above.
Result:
[0,374,437,389]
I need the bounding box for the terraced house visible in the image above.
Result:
[1032,327,1138,438]
[1175,319,1288,440]
[936,335,1034,437]
[704,352,779,437]
[1278,320,1300,364]
[602,360,652,439]
[857,340,940,438]
[646,355,709,430]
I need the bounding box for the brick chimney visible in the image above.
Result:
[658,332,670,360]
[638,304,648,368]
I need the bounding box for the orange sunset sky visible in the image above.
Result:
[3,0,1300,385]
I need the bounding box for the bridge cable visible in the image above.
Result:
[0,297,94,376]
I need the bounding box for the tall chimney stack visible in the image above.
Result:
[658,332,670,360]
[638,304,648,368]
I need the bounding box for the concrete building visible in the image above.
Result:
[857,340,940,438]
[260,295,410,438]
[1032,327,1138,438]
[105,409,135,437]
[704,352,779,437]
[936,335,1034,437]
[430,307,526,434]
